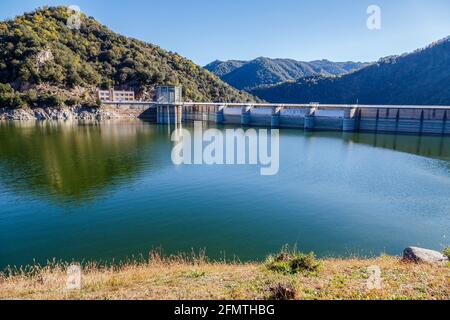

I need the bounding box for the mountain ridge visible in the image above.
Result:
[250,36,450,105]
[205,57,369,90]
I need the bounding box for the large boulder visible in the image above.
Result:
[403,247,448,265]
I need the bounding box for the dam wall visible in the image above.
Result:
[213,104,450,135]
[104,103,157,121]
[183,105,217,123]
[357,107,450,135]
[106,102,450,135]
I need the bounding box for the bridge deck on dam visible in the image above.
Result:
[103,101,450,135]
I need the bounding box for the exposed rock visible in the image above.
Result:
[0,106,139,121]
[403,247,448,265]
[0,108,35,121]
[36,49,54,66]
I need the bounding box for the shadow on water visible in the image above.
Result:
[0,120,166,204]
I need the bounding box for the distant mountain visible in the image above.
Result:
[205,60,246,77]
[205,57,369,90]
[0,7,258,110]
[251,37,450,105]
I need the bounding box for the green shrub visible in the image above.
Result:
[184,270,206,279]
[13,95,25,108]
[65,97,81,107]
[23,91,39,108]
[47,95,65,108]
[0,83,26,109]
[265,246,321,275]
[95,98,103,107]
[265,259,292,274]
[289,253,321,274]
[36,94,65,108]
[443,247,450,260]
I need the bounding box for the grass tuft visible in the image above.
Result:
[265,246,321,275]
[184,270,206,279]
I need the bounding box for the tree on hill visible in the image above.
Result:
[0,6,258,107]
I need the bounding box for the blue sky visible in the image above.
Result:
[1,0,450,65]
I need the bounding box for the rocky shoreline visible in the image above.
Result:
[0,106,142,121]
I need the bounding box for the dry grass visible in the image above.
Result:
[0,254,448,300]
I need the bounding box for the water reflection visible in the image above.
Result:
[0,121,449,268]
[0,121,161,203]
[1,122,449,205]
[343,132,450,160]
[295,130,450,160]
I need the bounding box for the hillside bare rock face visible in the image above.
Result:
[403,247,449,265]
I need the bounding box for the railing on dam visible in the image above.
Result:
[103,101,450,135]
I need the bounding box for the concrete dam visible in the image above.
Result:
[105,102,450,136]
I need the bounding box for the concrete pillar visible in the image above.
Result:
[419,109,425,134]
[156,105,183,125]
[182,106,188,123]
[165,105,170,124]
[304,115,315,130]
[443,110,448,135]
[271,107,282,128]
[343,107,358,132]
[175,105,183,124]
[215,106,225,124]
[304,106,316,130]
[241,106,252,126]
[374,108,380,132]
[156,106,162,124]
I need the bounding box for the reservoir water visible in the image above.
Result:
[0,120,449,269]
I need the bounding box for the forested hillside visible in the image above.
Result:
[251,37,450,105]
[0,6,257,109]
[205,57,368,90]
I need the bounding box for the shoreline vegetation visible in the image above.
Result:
[1,248,448,300]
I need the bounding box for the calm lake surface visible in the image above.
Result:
[0,120,449,269]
